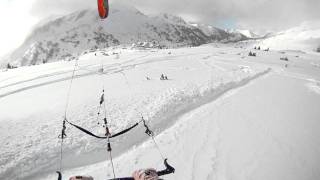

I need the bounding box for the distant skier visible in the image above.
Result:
[160,74,168,80]
[160,74,165,80]
[248,51,256,57]
[133,169,159,180]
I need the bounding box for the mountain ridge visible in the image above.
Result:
[2,4,247,67]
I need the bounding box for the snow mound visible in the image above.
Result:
[306,79,320,94]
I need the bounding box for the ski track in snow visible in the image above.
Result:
[0,53,151,98]
[0,45,268,180]
[0,51,215,100]
[40,70,271,180]
[1,43,320,180]
[23,69,270,180]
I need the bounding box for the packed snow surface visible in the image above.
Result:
[1,43,320,180]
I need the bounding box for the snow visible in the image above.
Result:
[1,43,320,180]
[236,29,259,38]
[215,74,320,180]
[306,79,320,95]
[256,21,320,53]
[228,29,260,39]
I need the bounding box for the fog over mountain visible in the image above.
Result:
[31,0,320,32]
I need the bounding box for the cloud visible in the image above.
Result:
[30,0,95,17]
[27,0,320,32]
[132,0,320,32]
[0,0,318,57]
[0,0,38,57]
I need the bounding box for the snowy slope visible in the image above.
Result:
[256,21,320,52]
[1,42,320,180]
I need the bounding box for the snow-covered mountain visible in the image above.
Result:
[236,29,260,38]
[256,21,320,52]
[227,29,260,39]
[2,4,247,67]
[190,23,248,42]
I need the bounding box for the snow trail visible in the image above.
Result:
[1,43,320,180]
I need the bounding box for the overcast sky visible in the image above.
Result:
[1,0,319,57]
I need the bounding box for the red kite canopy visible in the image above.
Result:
[97,0,109,19]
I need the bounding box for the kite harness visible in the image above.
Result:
[55,1,175,179]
